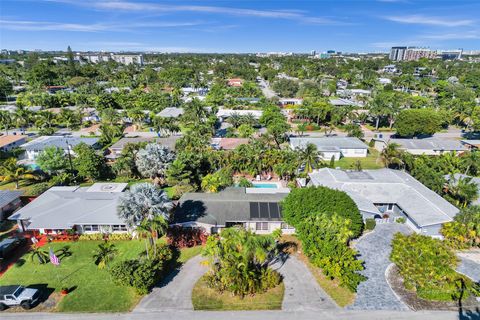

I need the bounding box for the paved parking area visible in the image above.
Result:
[133,255,207,312]
[272,254,338,311]
[347,223,410,310]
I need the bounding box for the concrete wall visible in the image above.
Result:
[340,148,368,158]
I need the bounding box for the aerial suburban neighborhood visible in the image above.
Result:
[0,1,479,319]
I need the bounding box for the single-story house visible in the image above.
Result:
[0,135,27,152]
[0,190,23,220]
[9,183,129,234]
[216,109,263,120]
[329,98,361,107]
[20,136,100,161]
[308,168,459,237]
[236,97,260,104]
[172,187,294,235]
[290,137,368,160]
[374,138,468,156]
[445,173,480,206]
[106,136,179,160]
[227,78,244,87]
[278,98,303,107]
[211,138,249,150]
[156,107,185,118]
[461,140,480,150]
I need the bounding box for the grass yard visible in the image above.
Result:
[0,240,204,312]
[0,181,39,196]
[192,276,284,310]
[280,235,355,307]
[335,148,384,170]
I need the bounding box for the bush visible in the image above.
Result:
[108,233,133,241]
[395,109,442,137]
[390,233,474,301]
[282,187,363,238]
[441,206,480,249]
[79,233,105,241]
[167,226,208,248]
[365,218,376,230]
[24,182,50,197]
[396,217,406,224]
[109,244,176,294]
[237,177,253,188]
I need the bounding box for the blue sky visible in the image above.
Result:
[1,0,479,53]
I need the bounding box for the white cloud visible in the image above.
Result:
[421,32,480,40]
[385,14,474,27]
[46,0,341,25]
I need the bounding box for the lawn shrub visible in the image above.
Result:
[24,182,50,197]
[390,233,475,301]
[365,218,376,230]
[109,244,177,294]
[108,233,133,241]
[282,186,363,238]
[395,217,406,224]
[441,206,480,249]
[203,228,281,298]
[167,226,207,248]
[79,233,105,241]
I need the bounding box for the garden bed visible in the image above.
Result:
[386,264,479,311]
[192,276,284,310]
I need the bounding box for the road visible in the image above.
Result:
[258,78,277,99]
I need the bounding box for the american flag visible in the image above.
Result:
[49,248,60,266]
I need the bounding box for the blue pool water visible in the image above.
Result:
[252,183,278,189]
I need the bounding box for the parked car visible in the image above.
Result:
[0,285,40,310]
[0,237,26,262]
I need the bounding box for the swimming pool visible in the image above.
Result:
[252,183,278,189]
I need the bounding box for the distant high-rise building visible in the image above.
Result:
[404,47,436,61]
[440,49,463,60]
[75,53,144,65]
[389,46,407,61]
[310,50,316,56]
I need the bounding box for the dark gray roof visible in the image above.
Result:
[109,136,179,151]
[21,136,99,151]
[0,190,22,208]
[173,188,288,226]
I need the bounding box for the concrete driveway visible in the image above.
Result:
[347,223,410,310]
[457,256,480,283]
[272,254,338,311]
[133,255,207,312]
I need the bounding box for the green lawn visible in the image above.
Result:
[0,240,204,312]
[335,148,384,170]
[192,276,284,310]
[0,181,39,196]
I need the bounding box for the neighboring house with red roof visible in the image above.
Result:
[0,135,27,152]
[227,78,244,87]
[211,138,249,150]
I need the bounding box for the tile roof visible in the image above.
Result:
[0,135,27,148]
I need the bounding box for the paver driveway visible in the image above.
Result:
[133,255,207,312]
[347,223,410,310]
[271,254,338,311]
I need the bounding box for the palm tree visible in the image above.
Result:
[445,176,479,208]
[298,143,322,173]
[0,158,39,189]
[0,111,13,135]
[29,244,49,264]
[380,143,404,169]
[117,182,172,228]
[92,241,118,269]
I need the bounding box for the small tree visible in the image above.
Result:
[36,146,68,174]
[73,143,105,181]
[395,109,442,137]
[135,143,175,184]
[0,158,39,189]
[93,241,118,269]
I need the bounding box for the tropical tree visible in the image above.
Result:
[0,110,14,134]
[297,143,322,173]
[92,242,118,269]
[135,143,176,184]
[117,182,172,229]
[202,227,281,297]
[0,158,39,189]
[36,146,68,175]
[445,176,479,208]
[72,143,105,181]
[29,244,49,264]
[380,143,404,168]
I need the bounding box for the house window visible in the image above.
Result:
[388,204,394,211]
[281,222,294,230]
[83,225,92,231]
[255,222,269,231]
[91,225,99,231]
[112,225,127,231]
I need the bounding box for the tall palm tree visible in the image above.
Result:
[92,241,118,269]
[298,143,322,173]
[0,111,13,135]
[0,158,39,189]
[380,143,404,169]
[445,176,479,208]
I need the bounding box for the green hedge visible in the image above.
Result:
[282,187,363,238]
